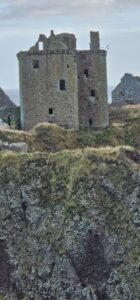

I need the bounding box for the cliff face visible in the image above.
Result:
[0,146,140,300]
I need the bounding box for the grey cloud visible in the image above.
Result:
[0,0,140,21]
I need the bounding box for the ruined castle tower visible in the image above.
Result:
[77,31,108,128]
[17,30,108,131]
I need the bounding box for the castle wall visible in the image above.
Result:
[77,50,108,129]
[93,51,108,128]
[17,51,79,130]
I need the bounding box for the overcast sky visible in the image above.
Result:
[0,0,140,89]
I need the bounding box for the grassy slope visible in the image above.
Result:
[0,104,139,152]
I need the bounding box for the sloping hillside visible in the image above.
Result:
[0,104,140,152]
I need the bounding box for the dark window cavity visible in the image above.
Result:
[7,115,11,126]
[49,108,53,115]
[89,118,92,126]
[91,89,96,97]
[84,69,89,78]
[60,80,66,91]
[67,65,69,68]
[33,60,39,69]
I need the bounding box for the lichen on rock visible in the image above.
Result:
[0,144,139,299]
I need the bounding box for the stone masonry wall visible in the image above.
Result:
[57,33,76,50]
[77,50,108,129]
[93,51,108,128]
[18,51,79,131]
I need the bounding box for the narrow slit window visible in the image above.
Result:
[84,69,89,78]
[60,80,65,91]
[39,41,43,51]
[33,60,39,69]
[49,108,53,115]
[89,118,92,126]
[91,89,96,97]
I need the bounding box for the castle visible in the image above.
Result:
[17,30,108,131]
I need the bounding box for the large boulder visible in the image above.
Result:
[0,140,28,153]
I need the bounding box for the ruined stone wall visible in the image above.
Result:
[17,50,79,131]
[90,31,100,51]
[57,33,76,50]
[93,50,108,128]
[112,73,140,105]
[77,50,108,129]
[0,107,20,129]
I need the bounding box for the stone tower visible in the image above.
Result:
[17,31,79,130]
[17,30,108,131]
[77,31,108,129]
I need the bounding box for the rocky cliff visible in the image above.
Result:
[112,73,140,105]
[0,88,16,110]
[0,87,18,127]
[0,105,140,300]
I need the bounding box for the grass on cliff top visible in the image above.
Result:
[0,145,138,169]
[109,104,140,123]
[0,104,139,152]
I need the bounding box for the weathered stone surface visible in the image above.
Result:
[112,73,140,105]
[0,146,139,299]
[77,49,108,129]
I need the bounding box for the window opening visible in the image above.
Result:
[39,41,43,51]
[91,89,96,97]
[7,115,11,127]
[60,80,66,91]
[84,69,89,78]
[33,60,39,69]
[49,108,53,115]
[89,118,92,126]
[67,65,69,68]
